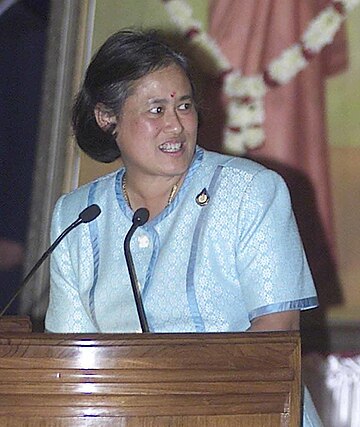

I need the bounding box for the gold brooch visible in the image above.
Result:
[196,188,210,206]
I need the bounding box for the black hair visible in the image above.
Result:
[72,29,196,163]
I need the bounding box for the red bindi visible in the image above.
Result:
[170,91,176,98]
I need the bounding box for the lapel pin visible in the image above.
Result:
[196,188,210,206]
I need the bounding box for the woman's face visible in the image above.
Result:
[114,64,198,182]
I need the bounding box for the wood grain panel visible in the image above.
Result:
[0,414,282,427]
[0,331,300,426]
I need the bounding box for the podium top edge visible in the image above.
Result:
[0,330,300,346]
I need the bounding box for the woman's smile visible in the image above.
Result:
[159,140,185,153]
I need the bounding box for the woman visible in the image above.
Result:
[45,30,321,425]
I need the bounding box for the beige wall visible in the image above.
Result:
[326,7,360,320]
[330,146,360,320]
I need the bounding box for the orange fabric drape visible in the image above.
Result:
[197,0,348,329]
[205,0,348,258]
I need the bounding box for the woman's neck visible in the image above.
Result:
[122,172,184,219]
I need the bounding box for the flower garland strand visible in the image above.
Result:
[163,0,360,154]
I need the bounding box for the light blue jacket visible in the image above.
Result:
[46,147,317,333]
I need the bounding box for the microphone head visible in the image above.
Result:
[79,204,101,223]
[132,208,149,226]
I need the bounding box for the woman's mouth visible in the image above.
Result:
[159,141,183,153]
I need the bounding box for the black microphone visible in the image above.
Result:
[0,204,101,317]
[124,208,150,333]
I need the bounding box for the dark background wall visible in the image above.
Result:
[0,0,49,313]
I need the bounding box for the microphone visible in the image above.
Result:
[132,208,150,227]
[0,204,101,317]
[124,208,150,333]
[79,204,101,223]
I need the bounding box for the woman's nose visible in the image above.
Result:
[164,110,183,134]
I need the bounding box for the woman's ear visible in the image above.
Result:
[94,103,117,130]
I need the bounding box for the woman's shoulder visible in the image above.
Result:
[65,168,120,199]
[200,148,289,203]
[202,148,279,180]
[52,168,122,222]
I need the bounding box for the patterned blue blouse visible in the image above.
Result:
[46,146,318,333]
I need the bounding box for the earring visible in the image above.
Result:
[106,122,116,135]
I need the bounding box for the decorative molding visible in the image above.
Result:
[19,0,96,329]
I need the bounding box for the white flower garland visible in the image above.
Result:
[163,0,360,154]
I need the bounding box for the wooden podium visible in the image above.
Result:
[0,318,301,426]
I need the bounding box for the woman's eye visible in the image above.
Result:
[178,102,192,111]
[149,106,163,114]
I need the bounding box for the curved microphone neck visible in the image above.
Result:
[0,204,101,317]
[124,208,150,333]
